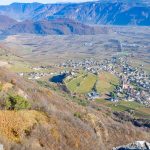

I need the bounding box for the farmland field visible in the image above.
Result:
[65,74,86,92]
[96,71,119,94]
[65,73,97,94]
[96,99,150,118]
[75,73,97,93]
[65,71,119,95]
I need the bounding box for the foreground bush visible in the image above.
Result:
[5,95,31,110]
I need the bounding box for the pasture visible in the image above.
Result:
[96,71,119,94]
[96,99,150,119]
[65,71,119,95]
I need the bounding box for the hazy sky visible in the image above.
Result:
[0,0,98,5]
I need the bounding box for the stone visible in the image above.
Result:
[0,144,3,150]
[113,141,150,150]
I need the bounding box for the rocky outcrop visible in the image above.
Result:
[0,144,3,150]
[113,141,150,150]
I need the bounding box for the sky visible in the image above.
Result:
[0,0,98,5]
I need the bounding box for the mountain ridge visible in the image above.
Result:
[0,1,149,26]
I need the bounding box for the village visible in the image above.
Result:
[18,56,150,107]
[59,56,150,106]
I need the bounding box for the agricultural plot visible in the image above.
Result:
[65,74,86,92]
[96,71,119,94]
[96,99,150,118]
[75,73,97,93]
[65,71,119,95]
[65,73,97,94]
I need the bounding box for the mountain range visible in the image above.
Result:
[0,1,150,35]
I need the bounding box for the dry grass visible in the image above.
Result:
[0,68,150,150]
[1,82,13,92]
[0,110,48,142]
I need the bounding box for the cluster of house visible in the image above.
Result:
[87,91,100,100]
[99,57,150,106]
[18,72,55,80]
[59,56,150,106]
[59,58,104,74]
[28,72,54,80]
[18,65,55,80]
[31,65,52,71]
[112,65,150,106]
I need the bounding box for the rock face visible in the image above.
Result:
[113,141,150,150]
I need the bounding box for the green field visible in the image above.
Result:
[96,99,150,118]
[75,73,97,93]
[65,71,119,95]
[65,73,97,94]
[65,74,86,92]
[10,62,32,73]
[96,71,119,94]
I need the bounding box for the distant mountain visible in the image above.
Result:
[49,2,150,26]
[0,3,68,21]
[4,18,107,35]
[0,3,42,21]
[0,1,150,26]
[0,15,17,30]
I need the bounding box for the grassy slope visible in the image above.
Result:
[96,71,119,94]
[0,66,150,150]
[66,71,119,94]
[0,110,48,142]
[66,73,97,94]
[75,73,97,93]
[96,99,150,118]
[65,74,85,92]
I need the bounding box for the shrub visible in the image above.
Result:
[78,99,88,107]
[77,83,80,87]
[0,83,2,92]
[74,112,82,119]
[5,95,31,110]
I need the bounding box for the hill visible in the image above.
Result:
[0,67,149,149]
[0,15,17,30]
[3,18,107,35]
